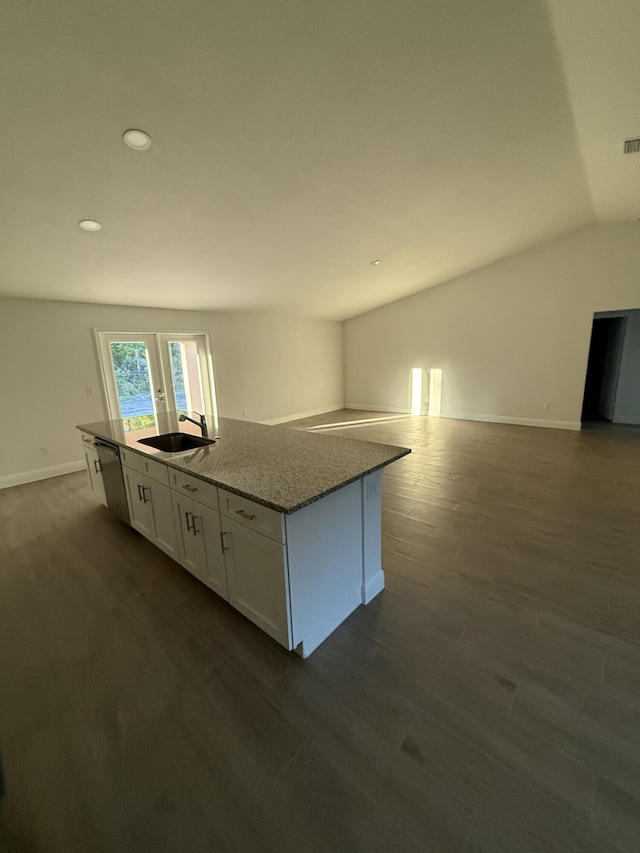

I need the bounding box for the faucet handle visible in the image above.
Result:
[193,411,208,436]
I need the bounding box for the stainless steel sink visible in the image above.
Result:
[137,433,215,452]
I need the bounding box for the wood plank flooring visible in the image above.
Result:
[2,411,640,851]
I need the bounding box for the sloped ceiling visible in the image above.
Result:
[547,0,640,222]
[0,1,636,320]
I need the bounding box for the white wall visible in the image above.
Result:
[344,222,640,430]
[0,299,343,486]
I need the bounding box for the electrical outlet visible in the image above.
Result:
[543,402,551,411]
[40,445,50,455]
[241,409,247,417]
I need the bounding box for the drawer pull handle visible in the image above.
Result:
[93,459,102,474]
[236,509,256,521]
[182,484,198,492]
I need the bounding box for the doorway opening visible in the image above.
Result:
[581,315,627,425]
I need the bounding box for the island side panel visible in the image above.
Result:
[285,480,363,658]
[361,470,384,603]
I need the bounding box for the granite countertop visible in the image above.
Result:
[77,413,410,514]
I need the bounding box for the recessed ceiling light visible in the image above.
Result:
[370,259,382,266]
[123,128,151,150]
[78,219,102,231]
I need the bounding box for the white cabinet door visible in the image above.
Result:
[147,479,179,560]
[198,503,229,601]
[123,465,155,540]
[223,516,291,649]
[172,492,207,582]
[172,492,228,598]
[82,444,107,507]
[124,466,177,556]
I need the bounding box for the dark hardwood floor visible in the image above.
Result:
[2,411,640,851]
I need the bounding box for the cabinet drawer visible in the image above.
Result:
[170,469,219,512]
[219,490,285,544]
[142,456,169,486]
[120,447,145,473]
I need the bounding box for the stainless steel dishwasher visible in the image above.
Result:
[95,439,130,525]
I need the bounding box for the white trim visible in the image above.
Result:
[440,413,581,431]
[261,404,345,426]
[347,403,581,431]
[362,571,385,603]
[0,460,86,490]
[344,402,410,414]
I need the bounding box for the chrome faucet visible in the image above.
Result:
[179,411,208,437]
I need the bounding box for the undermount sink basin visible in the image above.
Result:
[137,433,215,452]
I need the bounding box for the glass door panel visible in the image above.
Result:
[109,340,157,430]
[97,332,166,429]
[167,340,205,416]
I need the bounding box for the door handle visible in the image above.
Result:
[192,515,199,536]
[185,510,193,532]
[137,484,143,502]
[220,530,229,552]
[142,486,150,504]
[93,459,102,474]
[235,509,256,521]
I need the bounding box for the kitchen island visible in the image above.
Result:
[78,413,410,657]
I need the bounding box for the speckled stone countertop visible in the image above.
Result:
[77,414,410,514]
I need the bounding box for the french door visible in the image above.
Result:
[95,331,218,431]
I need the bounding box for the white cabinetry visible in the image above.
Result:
[122,451,178,560]
[123,465,154,538]
[217,489,291,647]
[80,433,107,507]
[170,469,228,599]
[222,516,291,647]
[98,443,385,658]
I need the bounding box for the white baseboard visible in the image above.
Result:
[441,413,581,431]
[0,460,86,490]
[346,403,580,431]
[344,403,410,414]
[261,404,345,426]
[362,570,385,604]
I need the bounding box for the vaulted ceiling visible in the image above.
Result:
[1,1,638,320]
